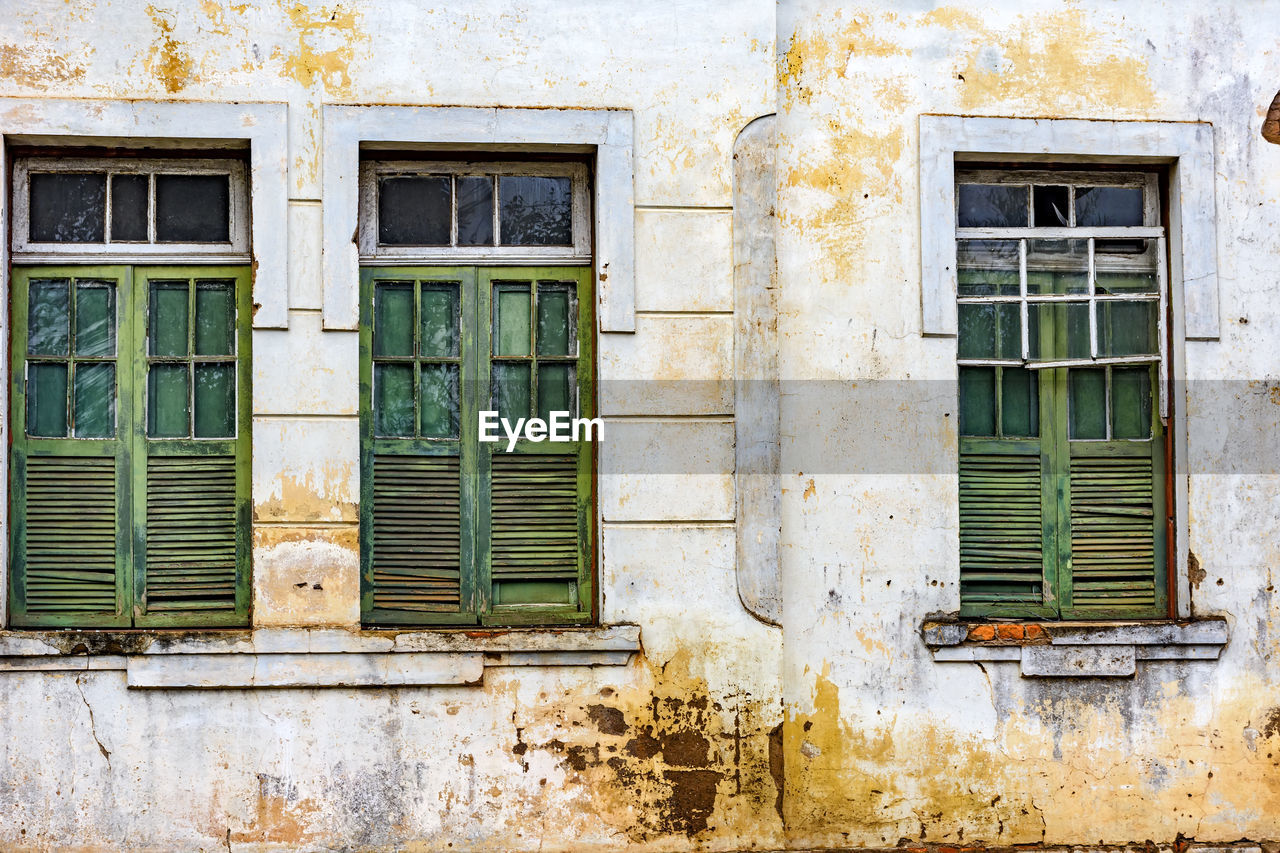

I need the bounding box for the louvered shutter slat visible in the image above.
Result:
[1069,455,1158,611]
[371,454,463,611]
[489,454,582,584]
[959,452,1044,607]
[144,455,239,613]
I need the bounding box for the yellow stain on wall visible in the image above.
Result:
[144,6,194,94]
[279,2,366,93]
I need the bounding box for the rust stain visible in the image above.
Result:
[0,44,85,87]
[803,478,816,502]
[230,774,322,845]
[278,2,366,93]
[145,6,195,94]
[253,465,358,524]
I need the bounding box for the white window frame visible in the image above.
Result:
[919,114,1218,620]
[322,106,635,333]
[954,168,1169,416]
[358,159,591,264]
[12,156,251,262]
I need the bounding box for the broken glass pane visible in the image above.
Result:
[1032,185,1070,227]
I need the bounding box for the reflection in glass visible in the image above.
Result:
[379,176,450,245]
[491,362,532,423]
[28,280,70,356]
[28,363,68,437]
[30,173,106,242]
[1075,186,1143,227]
[148,364,190,438]
[195,282,235,356]
[1069,368,1107,440]
[957,240,1020,297]
[150,282,190,357]
[1099,301,1157,358]
[420,285,459,357]
[76,284,116,357]
[374,364,414,437]
[1112,367,1152,440]
[374,284,414,357]
[537,285,573,355]
[110,174,149,241]
[457,176,494,246]
[155,174,230,242]
[956,183,1028,228]
[420,364,460,438]
[74,363,115,438]
[194,363,236,437]
[499,176,572,245]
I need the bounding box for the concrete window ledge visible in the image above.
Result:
[921,618,1228,677]
[0,625,641,688]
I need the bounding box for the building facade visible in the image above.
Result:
[0,0,1277,849]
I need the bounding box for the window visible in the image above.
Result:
[8,156,251,628]
[955,169,1170,619]
[359,159,595,626]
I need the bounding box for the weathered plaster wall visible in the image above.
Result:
[778,0,1280,847]
[0,2,781,850]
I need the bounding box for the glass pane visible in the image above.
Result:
[957,303,996,359]
[420,364,460,439]
[1069,368,1107,440]
[958,366,996,437]
[537,363,574,422]
[155,174,230,242]
[194,363,236,437]
[1000,366,1038,438]
[148,364,190,438]
[28,280,70,356]
[27,363,68,437]
[1032,185,1070,226]
[195,282,235,356]
[1095,271,1158,295]
[374,363,414,437]
[499,176,572,245]
[491,362,532,423]
[457,176,494,246]
[30,173,106,242]
[149,281,190,357]
[1075,186,1143,227]
[956,240,1020,296]
[75,283,116,357]
[1095,238,1147,255]
[378,176,451,245]
[110,174,149,241]
[74,363,115,438]
[373,283,415,357]
[1026,239,1088,294]
[1112,367,1153,440]
[956,183,1028,227]
[537,285,574,356]
[420,285,459,357]
[495,580,573,606]
[1066,302,1091,360]
[494,285,532,356]
[1099,301,1157,358]
[995,303,1021,360]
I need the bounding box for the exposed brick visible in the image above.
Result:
[996,624,1025,641]
[967,624,996,642]
[1023,623,1047,641]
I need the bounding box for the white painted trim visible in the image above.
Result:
[12,156,250,259]
[0,99,289,329]
[322,106,636,332]
[919,115,1219,340]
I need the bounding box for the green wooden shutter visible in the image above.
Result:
[9,267,133,627]
[370,454,464,616]
[1066,455,1160,613]
[958,450,1048,613]
[133,266,251,627]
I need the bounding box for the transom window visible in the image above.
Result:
[12,157,249,259]
[955,168,1170,620]
[358,160,590,263]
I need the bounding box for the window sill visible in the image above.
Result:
[0,625,641,688]
[921,618,1228,677]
